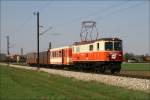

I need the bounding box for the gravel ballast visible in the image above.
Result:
[1,63,150,93]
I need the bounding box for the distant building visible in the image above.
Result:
[144,56,150,62]
[127,58,138,63]
[10,54,26,63]
[0,53,7,62]
[127,55,144,63]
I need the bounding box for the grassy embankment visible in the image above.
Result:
[0,65,149,100]
[122,63,150,71]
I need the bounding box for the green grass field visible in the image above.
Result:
[0,65,149,100]
[122,63,150,71]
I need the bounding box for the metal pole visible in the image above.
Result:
[48,42,51,64]
[21,48,23,55]
[34,11,40,69]
[6,36,10,55]
[49,42,51,49]
[20,48,23,64]
[37,12,40,69]
[6,36,10,66]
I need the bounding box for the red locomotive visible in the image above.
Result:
[72,38,123,73]
[27,21,123,74]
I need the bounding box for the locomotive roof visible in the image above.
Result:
[49,45,72,51]
[98,38,122,41]
[73,38,122,45]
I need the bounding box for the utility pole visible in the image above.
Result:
[20,48,23,64]
[0,32,1,59]
[21,48,23,55]
[7,36,10,55]
[6,36,10,65]
[49,42,51,64]
[49,42,51,49]
[34,11,40,69]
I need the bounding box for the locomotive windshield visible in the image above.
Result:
[105,42,113,50]
[105,41,122,51]
[114,42,122,50]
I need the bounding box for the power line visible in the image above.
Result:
[53,1,145,31]
[38,0,54,12]
[6,0,54,55]
[73,0,130,21]
[52,0,130,28]
[14,15,33,33]
[94,2,145,21]
[40,26,53,36]
[13,0,54,34]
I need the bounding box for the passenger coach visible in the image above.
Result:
[49,46,72,65]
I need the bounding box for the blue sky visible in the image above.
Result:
[1,0,149,55]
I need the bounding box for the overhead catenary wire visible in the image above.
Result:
[13,15,33,34]
[11,0,135,36]
[48,1,146,43]
[52,1,145,36]
[38,0,54,12]
[94,2,145,21]
[4,0,54,54]
[40,26,53,36]
[72,0,131,21]
[12,0,54,34]
[2,1,147,54]
[91,2,146,46]
[0,0,54,54]
[52,0,131,28]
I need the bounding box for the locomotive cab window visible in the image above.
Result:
[89,45,93,51]
[97,43,99,50]
[114,42,122,51]
[105,42,113,51]
[76,47,80,52]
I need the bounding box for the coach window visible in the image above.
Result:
[97,43,99,50]
[52,52,54,57]
[89,45,93,51]
[49,52,51,57]
[54,52,56,57]
[63,51,66,57]
[55,51,57,57]
[53,52,55,57]
[57,51,59,57]
[59,51,61,57]
[53,51,55,57]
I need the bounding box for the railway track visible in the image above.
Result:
[118,71,150,79]
[74,70,150,79]
[10,63,150,79]
[117,74,150,79]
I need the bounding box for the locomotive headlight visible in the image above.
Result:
[118,54,122,57]
[111,54,116,59]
